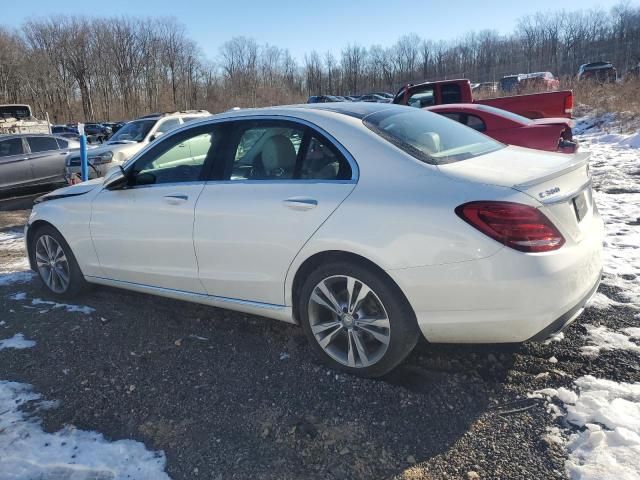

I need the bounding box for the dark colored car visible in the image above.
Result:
[359,94,391,103]
[499,75,521,92]
[307,96,342,104]
[51,125,80,140]
[83,123,112,142]
[577,62,617,83]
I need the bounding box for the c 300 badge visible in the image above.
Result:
[539,187,560,199]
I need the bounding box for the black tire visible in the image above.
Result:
[298,261,419,378]
[31,224,88,298]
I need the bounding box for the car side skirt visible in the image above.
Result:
[85,276,296,324]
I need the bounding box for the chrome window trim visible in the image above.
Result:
[121,113,360,182]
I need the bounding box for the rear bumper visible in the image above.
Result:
[527,272,600,341]
[387,212,604,343]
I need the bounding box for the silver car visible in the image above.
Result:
[0,134,79,193]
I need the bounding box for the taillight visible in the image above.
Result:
[455,201,565,253]
[564,94,573,115]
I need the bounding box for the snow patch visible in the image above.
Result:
[0,230,33,286]
[537,375,640,480]
[0,381,171,479]
[8,293,95,315]
[31,298,95,315]
[574,119,640,310]
[581,325,640,356]
[0,333,35,351]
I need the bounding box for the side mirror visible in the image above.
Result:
[103,165,127,190]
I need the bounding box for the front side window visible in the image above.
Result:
[363,107,504,165]
[129,126,219,185]
[407,88,434,108]
[465,115,486,132]
[27,136,59,153]
[0,138,24,157]
[440,112,463,123]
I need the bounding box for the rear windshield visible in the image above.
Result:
[363,108,504,165]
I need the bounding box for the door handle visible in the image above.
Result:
[163,194,189,205]
[283,197,318,211]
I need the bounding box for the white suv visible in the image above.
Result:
[65,110,210,180]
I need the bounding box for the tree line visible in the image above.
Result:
[0,2,639,123]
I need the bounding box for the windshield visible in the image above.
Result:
[0,105,31,119]
[363,108,504,165]
[109,119,155,143]
[474,104,533,125]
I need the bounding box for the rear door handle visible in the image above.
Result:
[163,194,189,205]
[283,197,318,211]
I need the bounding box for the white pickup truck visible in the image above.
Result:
[0,104,50,135]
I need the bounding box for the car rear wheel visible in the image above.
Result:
[298,261,419,377]
[32,225,87,298]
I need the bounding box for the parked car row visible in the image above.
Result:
[307,92,393,104]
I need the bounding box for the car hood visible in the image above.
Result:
[35,177,104,203]
[77,142,143,164]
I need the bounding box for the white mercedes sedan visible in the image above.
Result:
[25,103,604,377]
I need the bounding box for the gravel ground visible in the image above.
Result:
[0,185,638,480]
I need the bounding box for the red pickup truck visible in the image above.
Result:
[393,79,573,119]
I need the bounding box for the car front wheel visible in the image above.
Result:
[299,261,419,377]
[32,225,87,298]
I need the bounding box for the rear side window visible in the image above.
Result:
[27,136,59,153]
[227,121,352,181]
[363,108,503,165]
[56,138,69,149]
[0,138,24,157]
[299,135,352,180]
[441,84,462,104]
[156,118,181,135]
[407,88,434,108]
[230,123,304,180]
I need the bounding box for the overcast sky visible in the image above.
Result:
[4,0,634,61]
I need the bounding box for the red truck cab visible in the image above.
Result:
[393,79,573,119]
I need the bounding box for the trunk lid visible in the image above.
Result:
[439,146,594,243]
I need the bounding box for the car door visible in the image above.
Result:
[90,123,222,293]
[0,137,32,190]
[194,118,357,306]
[26,136,67,183]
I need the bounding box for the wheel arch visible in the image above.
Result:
[289,250,417,325]
[26,220,60,270]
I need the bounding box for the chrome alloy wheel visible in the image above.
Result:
[35,234,70,294]
[308,275,391,368]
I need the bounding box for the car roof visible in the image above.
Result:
[200,102,409,124]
